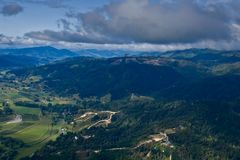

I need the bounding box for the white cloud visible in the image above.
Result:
[1,0,240,51]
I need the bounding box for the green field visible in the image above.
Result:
[0,117,62,159]
[0,82,73,159]
[11,105,40,116]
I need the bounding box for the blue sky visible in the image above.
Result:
[0,0,240,51]
[0,0,110,36]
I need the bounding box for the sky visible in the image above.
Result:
[0,0,240,51]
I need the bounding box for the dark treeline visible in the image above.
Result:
[0,137,25,160]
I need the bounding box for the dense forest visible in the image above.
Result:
[23,100,240,160]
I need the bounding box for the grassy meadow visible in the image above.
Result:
[0,80,73,159]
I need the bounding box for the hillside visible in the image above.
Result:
[12,53,240,101]
[0,55,40,69]
[1,49,240,160]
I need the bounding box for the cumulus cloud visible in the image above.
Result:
[0,34,51,48]
[2,0,240,51]
[78,0,232,44]
[25,29,115,44]
[1,4,23,16]
[3,33,240,52]
[0,34,13,45]
[25,0,239,45]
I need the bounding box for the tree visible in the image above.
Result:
[3,105,13,115]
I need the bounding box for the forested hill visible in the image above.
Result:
[2,49,240,160]
[0,55,40,69]
[12,54,240,101]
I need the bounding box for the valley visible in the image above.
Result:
[0,77,177,160]
[0,49,240,159]
[1,0,240,159]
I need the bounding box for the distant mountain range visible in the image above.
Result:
[1,46,240,69]
[0,46,77,59]
[0,46,79,69]
[0,46,143,69]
